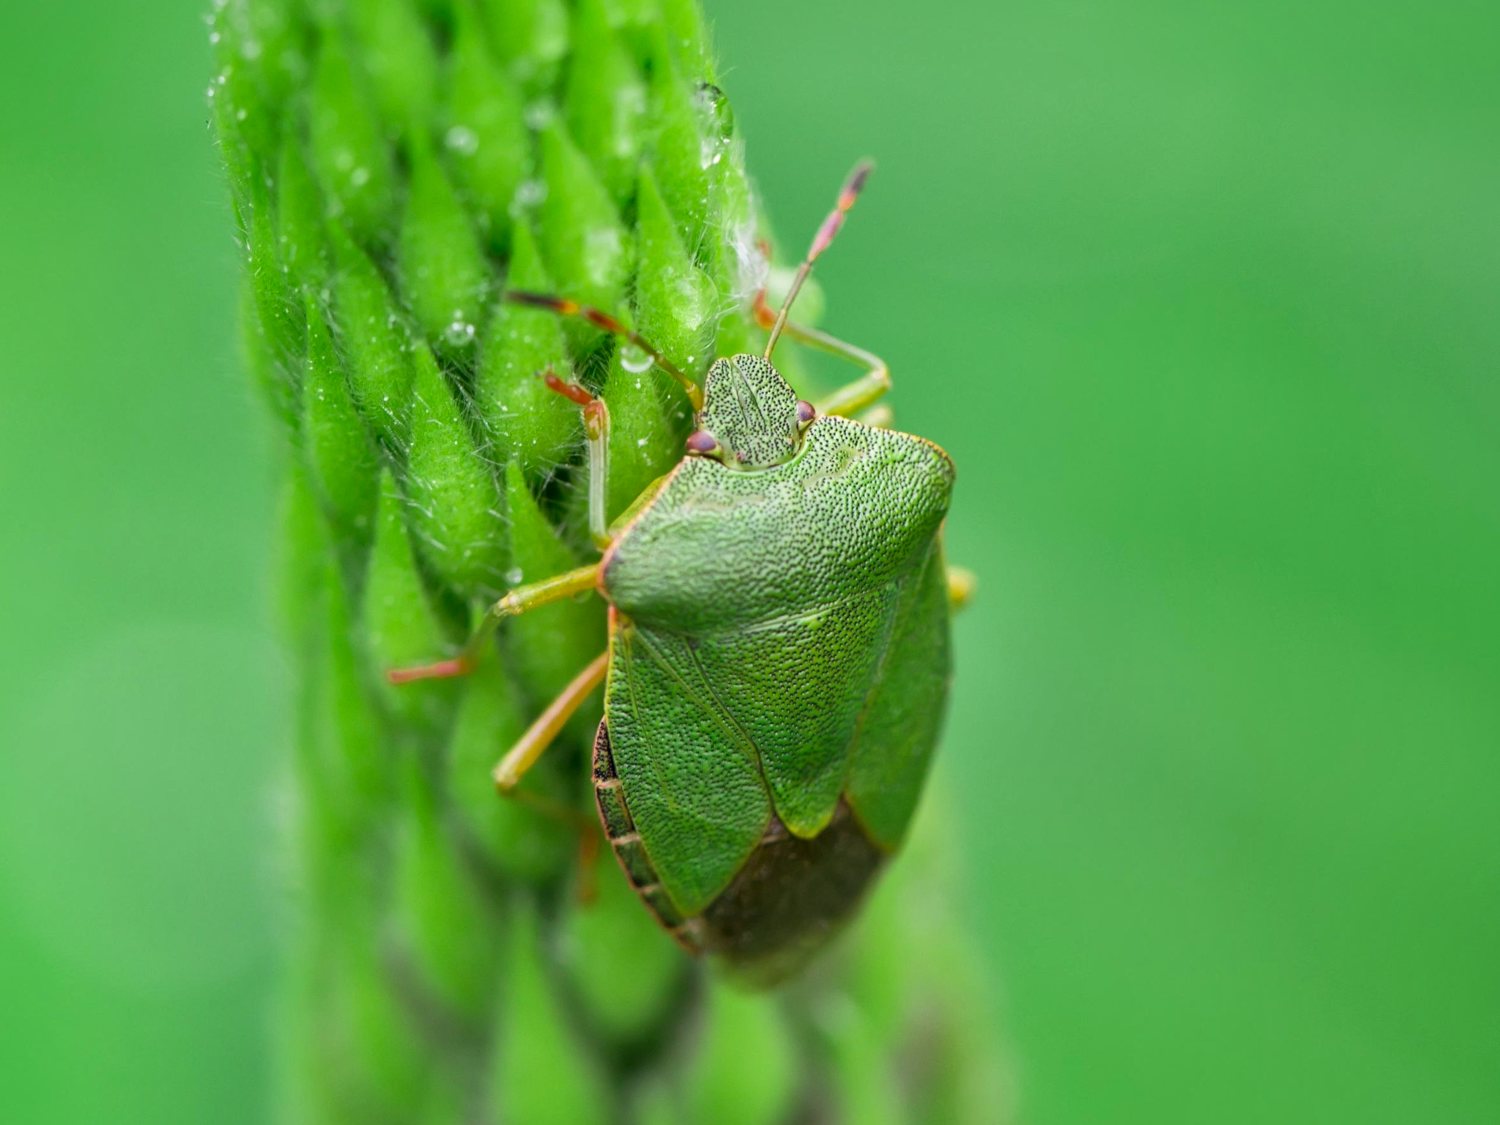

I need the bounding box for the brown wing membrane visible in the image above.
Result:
[593,720,887,983]
[697,801,886,985]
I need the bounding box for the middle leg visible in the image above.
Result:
[387,563,602,683]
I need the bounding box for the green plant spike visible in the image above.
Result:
[211,0,1011,1119]
[444,1,531,253]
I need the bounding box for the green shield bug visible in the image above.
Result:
[392,164,969,983]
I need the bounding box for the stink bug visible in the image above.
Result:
[392,164,967,983]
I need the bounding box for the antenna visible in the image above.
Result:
[763,160,874,359]
[505,292,703,411]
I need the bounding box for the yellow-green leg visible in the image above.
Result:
[776,317,893,419]
[542,371,614,549]
[753,291,892,420]
[386,563,601,683]
[494,651,611,904]
[947,566,976,611]
[493,651,609,792]
[385,362,629,687]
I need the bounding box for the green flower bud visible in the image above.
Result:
[503,462,604,715]
[634,167,716,411]
[444,3,530,253]
[348,0,439,136]
[363,475,459,732]
[473,222,577,480]
[214,1,1007,1119]
[565,0,646,206]
[303,294,379,560]
[480,0,568,97]
[446,646,574,885]
[535,120,633,349]
[390,755,504,1028]
[555,847,695,1056]
[309,30,396,246]
[680,982,800,1124]
[402,343,509,599]
[398,134,493,360]
[329,223,413,448]
[491,903,611,1125]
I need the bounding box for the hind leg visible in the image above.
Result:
[492,651,609,792]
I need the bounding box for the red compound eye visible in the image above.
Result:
[686,430,719,454]
[796,400,816,425]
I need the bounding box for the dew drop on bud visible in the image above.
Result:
[511,179,547,217]
[444,317,476,348]
[523,99,555,130]
[445,125,479,157]
[619,343,653,374]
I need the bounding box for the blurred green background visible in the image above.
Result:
[1,1,1495,1122]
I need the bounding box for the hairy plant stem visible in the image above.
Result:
[212,1,1007,1120]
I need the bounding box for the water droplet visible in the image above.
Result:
[584,227,623,275]
[444,316,476,348]
[505,566,525,586]
[619,343,653,375]
[636,437,648,448]
[445,125,479,157]
[511,178,547,216]
[693,82,734,170]
[523,99,555,130]
[694,82,730,126]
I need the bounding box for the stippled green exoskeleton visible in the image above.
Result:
[392,165,968,983]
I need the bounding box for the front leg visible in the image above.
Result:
[753,291,891,419]
[543,371,613,549]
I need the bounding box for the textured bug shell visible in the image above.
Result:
[595,410,955,972]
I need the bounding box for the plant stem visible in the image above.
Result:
[212,1,1009,1120]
